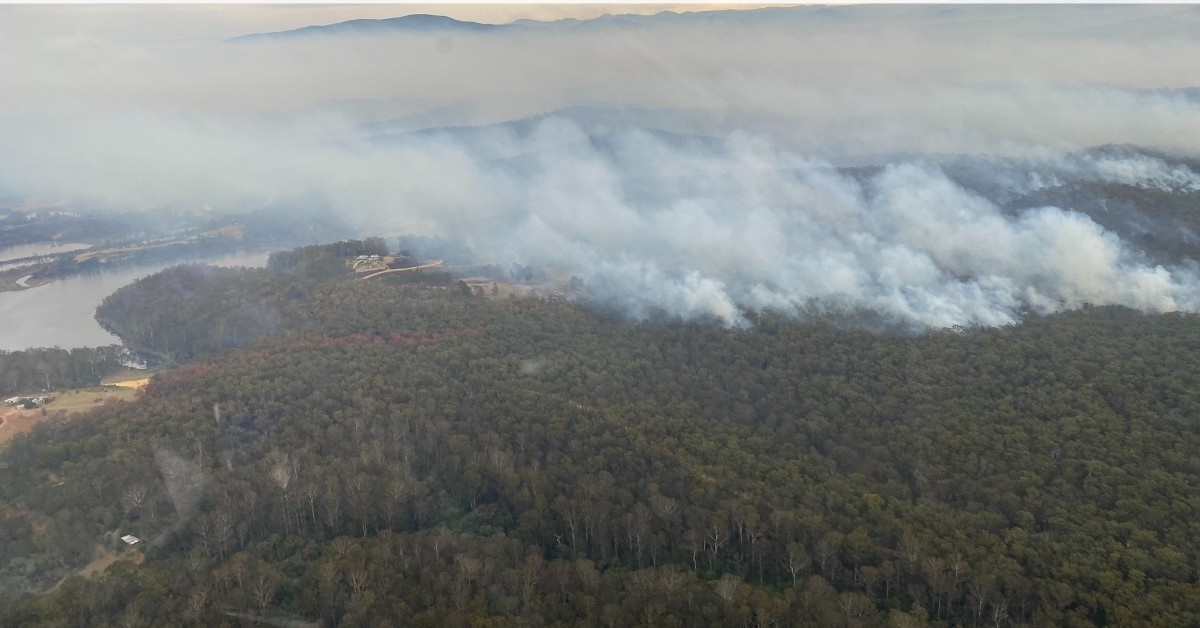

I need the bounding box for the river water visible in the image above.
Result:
[0,241,91,263]
[0,251,271,352]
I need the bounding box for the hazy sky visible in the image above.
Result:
[5,4,1199,153]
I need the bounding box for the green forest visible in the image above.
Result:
[2,240,1199,626]
[0,346,124,397]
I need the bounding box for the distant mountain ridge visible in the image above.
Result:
[225,8,775,42]
[227,5,1200,43]
[227,13,521,43]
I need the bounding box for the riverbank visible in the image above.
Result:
[0,264,53,291]
[0,250,273,352]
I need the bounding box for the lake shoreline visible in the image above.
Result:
[0,250,274,352]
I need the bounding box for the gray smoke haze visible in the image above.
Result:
[3,5,1200,328]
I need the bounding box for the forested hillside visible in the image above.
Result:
[3,242,1200,626]
[94,238,421,363]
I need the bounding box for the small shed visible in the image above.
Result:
[120,534,142,546]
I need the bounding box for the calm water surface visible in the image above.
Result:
[0,241,91,263]
[0,251,270,351]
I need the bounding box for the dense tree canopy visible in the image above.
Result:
[0,346,124,397]
[4,242,1200,626]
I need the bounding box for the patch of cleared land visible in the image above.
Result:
[107,378,151,390]
[1,386,139,446]
[461,277,524,297]
[102,369,154,390]
[102,367,150,382]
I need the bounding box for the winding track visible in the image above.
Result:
[356,259,443,281]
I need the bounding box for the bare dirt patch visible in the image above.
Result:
[0,405,52,445]
[106,378,151,390]
[102,368,157,388]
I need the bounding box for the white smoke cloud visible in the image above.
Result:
[3,109,1199,329]
[1083,154,1200,192]
[3,6,1200,328]
[374,123,1200,328]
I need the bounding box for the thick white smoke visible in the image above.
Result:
[3,109,1200,328]
[436,124,1200,328]
[4,6,1200,328]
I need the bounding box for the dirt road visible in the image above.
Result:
[357,259,443,281]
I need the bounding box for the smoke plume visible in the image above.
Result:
[3,5,1200,328]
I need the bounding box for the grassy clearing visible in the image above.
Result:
[1,386,139,446]
[45,387,140,412]
[101,368,152,384]
[102,368,155,390]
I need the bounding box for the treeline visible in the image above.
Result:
[95,239,383,363]
[3,251,1200,625]
[95,238,460,364]
[0,346,124,396]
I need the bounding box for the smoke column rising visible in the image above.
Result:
[418,125,1200,328]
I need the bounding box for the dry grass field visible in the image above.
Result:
[1,385,140,446]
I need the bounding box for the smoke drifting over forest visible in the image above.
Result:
[4,5,1200,328]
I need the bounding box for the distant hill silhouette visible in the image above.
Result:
[227,13,524,43]
[227,5,1200,43]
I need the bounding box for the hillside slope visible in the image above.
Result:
[2,242,1199,625]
